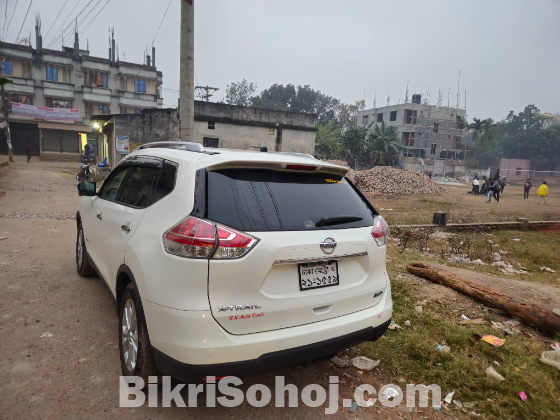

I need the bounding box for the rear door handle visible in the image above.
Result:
[96,213,103,220]
[121,223,132,233]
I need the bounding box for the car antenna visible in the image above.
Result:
[251,146,268,152]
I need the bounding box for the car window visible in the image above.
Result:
[205,169,374,231]
[150,162,177,205]
[120,166,160,208]
[99,167,130,202]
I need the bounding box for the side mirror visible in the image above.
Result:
[77,181,97,196]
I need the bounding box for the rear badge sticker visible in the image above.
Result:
[229,312,264,321]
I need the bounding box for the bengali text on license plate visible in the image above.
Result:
[298,260,339,290]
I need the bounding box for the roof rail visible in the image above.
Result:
[134,141,220,154]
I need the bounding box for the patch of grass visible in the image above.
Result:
[356,246,560,419]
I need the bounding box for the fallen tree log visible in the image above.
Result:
[406,262,560,335]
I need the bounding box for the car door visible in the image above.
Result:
[94,159,162,292]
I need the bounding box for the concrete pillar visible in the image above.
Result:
[179,0,194,142]
[152,46,156,67]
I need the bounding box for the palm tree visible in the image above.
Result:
[480,118,497,144]
[369,122,402,164]
[467,117,484,160]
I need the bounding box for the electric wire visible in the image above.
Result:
[43,0,69,39]
[3,0,19,41]
[152,0,172,44]
[5,0,33,57]
[80,0,111,37]
[43,0,84,46]
[46,0,96,49]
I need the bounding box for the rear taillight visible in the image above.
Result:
[285,165,317,170]
[371,215,390,246]
[213,225,258,259]
[163,216,258,259]
[164,217,216,258]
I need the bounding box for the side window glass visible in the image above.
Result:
[99,167,129,202]
[150,162,177,205]
[120,166,160,208]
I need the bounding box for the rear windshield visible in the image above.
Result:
[205,169,374,231]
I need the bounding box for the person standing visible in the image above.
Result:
[524,179,532,199]
[492,178,501,202]
[25,144,32,163]
[537,181,548,205]
[486,178,494,202]
[473,177,480,195]
[480,176,488,195]
[500,176,506,195]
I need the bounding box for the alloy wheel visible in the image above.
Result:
[121,299,139,371]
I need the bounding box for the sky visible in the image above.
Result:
[2,0,559,122]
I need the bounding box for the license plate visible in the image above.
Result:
[298,260,339,290]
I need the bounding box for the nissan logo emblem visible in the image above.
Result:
[320,236,337,254]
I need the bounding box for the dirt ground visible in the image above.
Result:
[365,180,560,226]
[1,158,455,420]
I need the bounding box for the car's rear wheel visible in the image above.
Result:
[76,224,95,277]
[119,283,158,386]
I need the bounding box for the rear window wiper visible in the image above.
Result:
[315,215,363,227]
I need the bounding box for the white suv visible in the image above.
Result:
[76,142,392,383]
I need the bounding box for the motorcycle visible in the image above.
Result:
[76,154,96,182]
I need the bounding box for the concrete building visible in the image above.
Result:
[357,95,467,162]
[88,102,317,167]
[0,25,162,161]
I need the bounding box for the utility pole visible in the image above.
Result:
[0,84,14,162]
[195,86,219,102]
[179,0,194,142]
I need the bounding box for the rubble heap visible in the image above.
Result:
[321,160,356,182]
[354,166,446,195]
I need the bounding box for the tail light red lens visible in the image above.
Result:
[164,217,216,258]
[164,216,258,259]
[371,215,390,246]
[285,165,317,171]
[212,225,258,259]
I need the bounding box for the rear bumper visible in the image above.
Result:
[152,319,391,383]
[142,286,392,382]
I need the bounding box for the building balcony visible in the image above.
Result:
[117,90,159,107]
[82,86,111,103]
[3,77,34,94]
[42,81,75,99]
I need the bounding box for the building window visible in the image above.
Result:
[203,137,219,148]
[456,115,465,129]
[404,109,417,124]
[10,94,33,105]
[453,135,462,149]
[134,80,146,93]
[363,115,369,125]
[433,122,439,133]
[98,105,110,114]
[45,98,72,108]
[208,121,215,130]
[84,70,108,88]
[390,111,397,121]
[269,127,275,135]
[376,113,383,123]
[46,67,58,81]
[1,60,12,75]
[402,132,415,147]
[516,167,522,176]
[134,108,143,114]
[431,143,437,155]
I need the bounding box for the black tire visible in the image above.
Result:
[119,283,158,386]
[76,223,96,277]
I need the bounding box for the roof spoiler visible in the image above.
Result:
[134,141,220,155]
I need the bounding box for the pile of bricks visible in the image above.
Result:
[321,160,356,182]
[353,166,447,195]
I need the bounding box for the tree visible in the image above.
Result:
[250,83,344,125]
[480,118,497,144]
[337,99,366,130]
[315,120,341,160]
[224,79,257,106]
[369,121,402,164]
[338,123,370,163]
[466,117,485,162]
